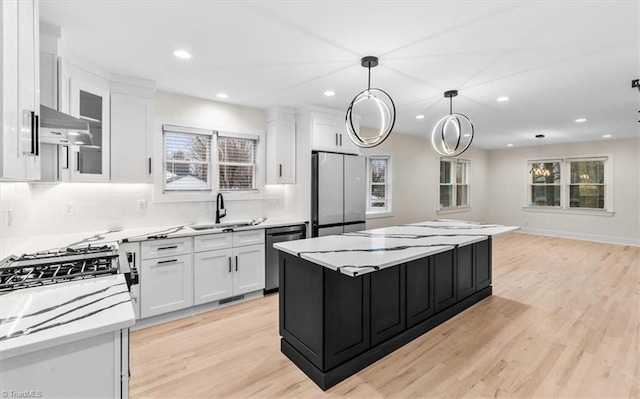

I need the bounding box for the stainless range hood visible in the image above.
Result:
[39,105,94,146]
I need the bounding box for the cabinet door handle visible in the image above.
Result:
[228,257,232,273]
[34,114,40,156]
[235,255,238,271]
[75,152,80,172]
[63,146,69,169]
[158,245,178,251]
[28,111,36,155]
[148,157,152,175]
[335,133,338,146]
[339,134,342,146]
[279,164,282,177]
[157,259,178,265]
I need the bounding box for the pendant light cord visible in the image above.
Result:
[449,96,453,115]
[367,65,371,92]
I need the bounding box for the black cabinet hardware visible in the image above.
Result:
[148,158,152,174]
[75,152,80,172]
[228,257,232,273]
[235,255,238,271]
[279,164,282,177]
[158,245,178,251]
[157,259,178,265]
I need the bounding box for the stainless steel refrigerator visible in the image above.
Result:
[312,152,366,237]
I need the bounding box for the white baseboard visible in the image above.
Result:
[518,227,640,247]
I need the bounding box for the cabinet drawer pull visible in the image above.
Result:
[339,134,342,146]
[235,255,238,271]
[148,157,152,174]
[279,163,282,177]
[228,257,232,273]
[157,259,178,265]
[335,133,338,146]
[158,245,178,251]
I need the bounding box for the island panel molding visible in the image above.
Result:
[276,219,518,390]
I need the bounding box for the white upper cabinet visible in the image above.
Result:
[298,106,360,155]
[1,0,40,181]
[266,107,296,184]
[68,78,110,182]
[110,92,154,183]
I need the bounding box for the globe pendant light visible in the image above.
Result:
[431,90,474,157]
[345,56,396,148]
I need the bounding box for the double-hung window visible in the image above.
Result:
[218,134,258,191]
[527,156,609,211]
[439,159,470,210]
[367,155,393,216]
[162,125,259,195]
[528,161,561,207]
[163,125,213,192]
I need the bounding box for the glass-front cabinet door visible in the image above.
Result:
[69,79,110,182]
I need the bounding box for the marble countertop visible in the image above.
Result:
[0,274,135,359]
[1,217,308,259]
[274,219,519,277]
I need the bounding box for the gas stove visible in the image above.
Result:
[0,244,130,294]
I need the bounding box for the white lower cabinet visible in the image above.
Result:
[194,249,233,305]
[140,254,193,318]
[193,231,265,306]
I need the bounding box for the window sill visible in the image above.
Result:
[522,206,615,217]
[437,207,472,215]
[366,210,394,219]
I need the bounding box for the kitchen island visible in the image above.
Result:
[274,219,519,390]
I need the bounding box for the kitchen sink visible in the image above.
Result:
[190,218,266,231]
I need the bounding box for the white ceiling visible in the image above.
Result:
[40,0,639,149]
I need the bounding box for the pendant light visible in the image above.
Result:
[529,134,551,177]
[431,90,474,157]
[345,56,396,148]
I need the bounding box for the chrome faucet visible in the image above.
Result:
[215,193,226,224]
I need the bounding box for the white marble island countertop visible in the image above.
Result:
[274,220,519,277]
[0,274,135,359]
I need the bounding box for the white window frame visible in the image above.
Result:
[523,154,614,215]
[438,158,471,213]
[365,152,394,219]
[153,121,265,203]
[217,132,259,192]
[162,124,215,194]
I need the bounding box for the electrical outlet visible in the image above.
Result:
[63,202,75,216]
[136,199,147,212]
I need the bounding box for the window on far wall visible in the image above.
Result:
[367,155,392,213]
[528,161,561,207]
[439,159,470,210]
[527,157,608,210]
[218,135,258,191]
[163,126,213,192]
[569,159,605,209]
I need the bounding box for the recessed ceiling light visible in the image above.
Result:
[324,90,335,97]
[603,134,612,138]
[497,96,510,102]
[173,49,192,59]
[507,143,513,147]
[463,134,471,137]
[216,93,228,99]
[575,118,587,123]
[415,115,425,119]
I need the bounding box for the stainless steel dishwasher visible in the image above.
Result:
[265,224,306,293]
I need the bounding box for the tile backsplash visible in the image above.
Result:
[0,182,287,253]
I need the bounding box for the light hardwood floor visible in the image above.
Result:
[130,233,640,398]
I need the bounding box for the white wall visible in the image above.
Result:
[0,91,291,255]
[487,137,640,245]
[363,132,491,230]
